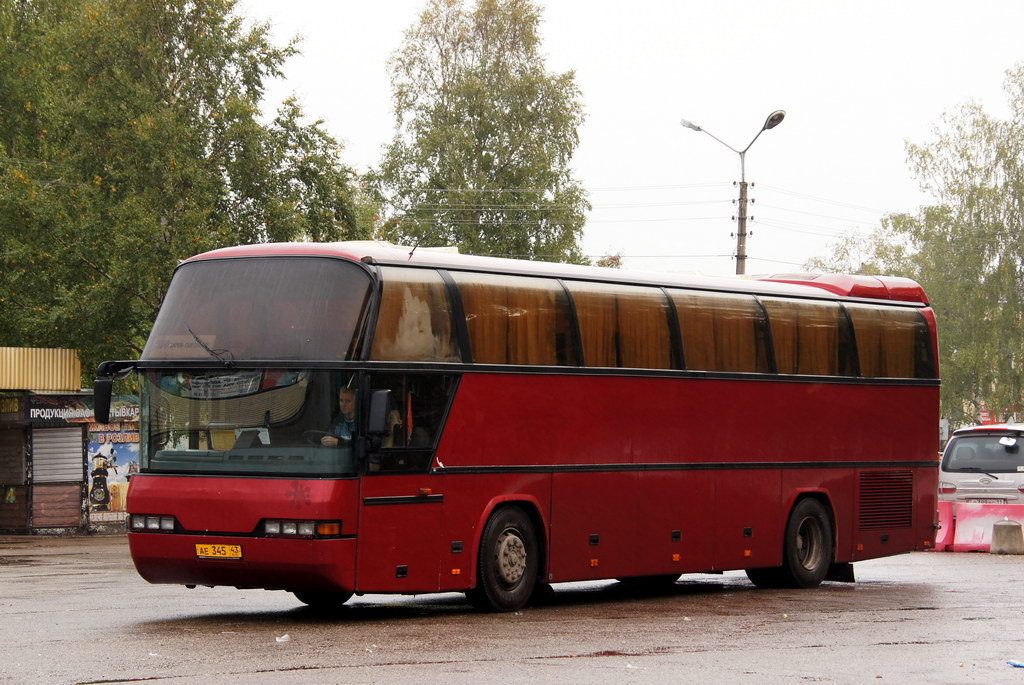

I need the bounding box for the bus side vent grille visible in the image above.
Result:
[858,470,913,530]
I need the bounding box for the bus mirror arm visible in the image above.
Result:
[93,360,137,424]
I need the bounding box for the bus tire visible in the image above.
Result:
[747,498,833,589]
[466,506,539,612]
[292,589,353,609]
[782,497,833,588]
[744,566,784,588]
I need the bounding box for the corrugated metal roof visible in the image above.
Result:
[0,348,81,392]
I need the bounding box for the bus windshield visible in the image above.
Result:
[142,257,372,362]
[140,369,360,476]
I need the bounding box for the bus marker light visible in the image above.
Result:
[264,519,342,538]
[856,543,864,551]
[743,550,752,557]
[590,559,599,567]
[451,568,461,575]
[672,553,680,562]
[316,522,341,536]
[419,488,432,496]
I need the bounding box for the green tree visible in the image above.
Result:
[809,65,1024,426]
[0,0,367,377]
[373,0,589,263]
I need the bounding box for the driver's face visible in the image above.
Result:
[338,390,356,420]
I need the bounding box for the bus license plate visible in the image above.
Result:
[195,543,242,559]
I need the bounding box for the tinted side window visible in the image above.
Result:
[452,272,577,366]
[761,298,854,376]
[670,290,771,373]
[371,267,460,362]
[845,304,935,379]
[565,281,672,369]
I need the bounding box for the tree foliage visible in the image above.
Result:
[809,65,1024,426]
[0,0,367,377]
[373,0,589,263]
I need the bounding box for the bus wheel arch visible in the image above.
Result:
[466,501,546,612]
[747,493,835,589]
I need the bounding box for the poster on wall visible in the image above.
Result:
[87,421,139,513]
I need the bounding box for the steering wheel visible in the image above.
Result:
[302,430,351,446]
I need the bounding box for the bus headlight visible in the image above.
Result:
[129,514,176,532]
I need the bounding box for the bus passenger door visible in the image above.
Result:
[355,373,457,593]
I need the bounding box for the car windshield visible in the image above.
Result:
[943,434,1024,474]
[140,369,360,476]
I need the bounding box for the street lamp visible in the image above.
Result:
[680,110,785,275]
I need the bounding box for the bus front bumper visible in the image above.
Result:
[128,532,357,592]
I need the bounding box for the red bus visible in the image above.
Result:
[94,241,940,612]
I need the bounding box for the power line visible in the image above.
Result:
[754,203,885,224]
[398,199,730,211]
[753,219,862,239]
[397,182,734,193]
[756,184,890,214]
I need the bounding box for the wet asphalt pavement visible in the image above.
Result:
[2,534,1023,684]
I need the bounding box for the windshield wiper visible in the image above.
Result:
[187,325,235,367]
[959,466,1000,479]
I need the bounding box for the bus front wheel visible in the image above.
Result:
[466,506,539,612]
[292,589,353,609]
[746,498,833,589]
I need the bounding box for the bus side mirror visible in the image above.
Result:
[368,389,392,436]
[93,360,137,424]
[93,377,113,424]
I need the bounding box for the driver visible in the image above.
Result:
[321,387,356,446]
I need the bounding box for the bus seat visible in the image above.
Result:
[210,430,236,451]
[233,429,264,449]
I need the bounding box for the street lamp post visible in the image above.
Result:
[680,110,785,275]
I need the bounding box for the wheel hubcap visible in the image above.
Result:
[795,516,824,571]
[495,530,526,586]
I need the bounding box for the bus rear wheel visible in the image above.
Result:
[466,506,539,612]
[292,589,353,609]
[746,498,833,589]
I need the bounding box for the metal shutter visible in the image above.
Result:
[32,427,84,483]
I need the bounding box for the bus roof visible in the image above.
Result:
[187,241,930,305]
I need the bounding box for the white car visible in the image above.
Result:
[940,423,1024,504]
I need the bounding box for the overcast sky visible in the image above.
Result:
[238,0,1024,277]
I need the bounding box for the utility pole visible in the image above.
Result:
[680,110,785,275]
[736,176,749,276]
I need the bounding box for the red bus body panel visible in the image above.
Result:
[433,373,938,585]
